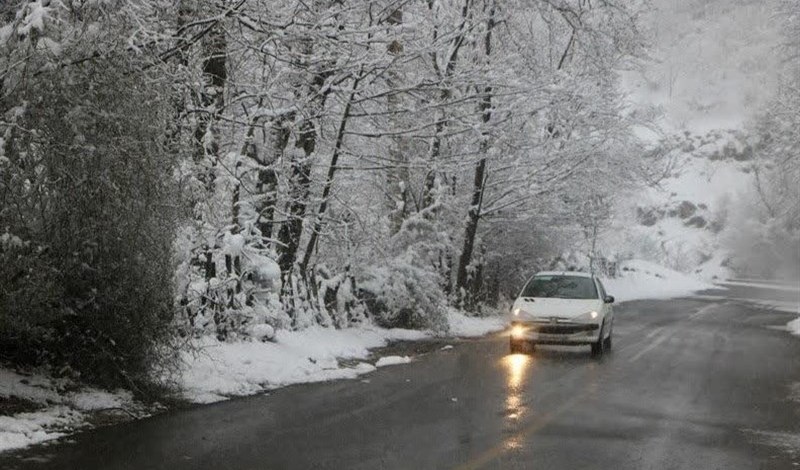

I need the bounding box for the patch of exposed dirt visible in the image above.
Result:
[0,396,43,416]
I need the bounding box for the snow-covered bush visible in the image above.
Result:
[353,205,449,331]
[175,226,287,340]
[359,256,448,332]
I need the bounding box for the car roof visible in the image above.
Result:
[534,271,594,278]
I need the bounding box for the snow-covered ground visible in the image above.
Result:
[179,309,504,403]
[788,317,800,337]
[0,309,503,453]
[0,369,145,453]
[601,259,714,303]
[375,356,412,367]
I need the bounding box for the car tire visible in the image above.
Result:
[591,323,605,357]
[603,328,612,350]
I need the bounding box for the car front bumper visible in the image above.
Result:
[510,320,600,345]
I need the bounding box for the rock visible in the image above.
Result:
[733,144,753,161]
[685,215,707,228]
[636,207,661,227]
[677,201,697,219]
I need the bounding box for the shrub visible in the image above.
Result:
[359,255,448,332]
[0,56,180,394]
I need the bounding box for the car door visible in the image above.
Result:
[595,277,613,328]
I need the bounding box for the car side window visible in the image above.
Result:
[595,278,607,299]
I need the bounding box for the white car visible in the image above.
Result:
[509,271,615,356]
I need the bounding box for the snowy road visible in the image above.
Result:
[2,284,799,469]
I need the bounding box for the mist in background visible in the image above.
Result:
[621,0,799,281]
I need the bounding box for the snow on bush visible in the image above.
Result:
[17,1,52,38]
[175,224,287,340]
[359,256,448,332]
[248,323,275,342]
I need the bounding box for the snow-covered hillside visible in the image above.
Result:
[602,259,714,302]
[609,0,784,281]
[604,130,756,280]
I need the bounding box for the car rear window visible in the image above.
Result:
[520,275,599,300]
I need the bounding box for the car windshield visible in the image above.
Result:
[520,275,598,300]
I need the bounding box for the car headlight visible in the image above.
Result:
[573,310,600,322]
[513,308,521,316]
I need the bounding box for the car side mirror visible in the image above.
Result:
[604,295,615,304]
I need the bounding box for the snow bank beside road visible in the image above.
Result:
[2,312,503,451]
[0,369,140,453]
[180,310,502,404]
[788,318,800,337]
[447,309,506,337]
[0,408,75,452]
[1,311,501,452]
[375,356,411,367]
[602,259,714,303]
[179,326,411,403]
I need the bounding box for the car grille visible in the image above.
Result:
[513,321,598,334]
[534,324,597,334]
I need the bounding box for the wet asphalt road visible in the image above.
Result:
[2,284,799,469]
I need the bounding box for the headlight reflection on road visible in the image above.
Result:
[505,353,530,389]
[503,353,531,425]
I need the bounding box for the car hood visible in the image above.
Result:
[513,298,602,320]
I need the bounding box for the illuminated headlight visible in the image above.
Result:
[511,325,525,337]
[575,310,600,322]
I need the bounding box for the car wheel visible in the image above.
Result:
[603,329,612,350]
[591,323,605,357]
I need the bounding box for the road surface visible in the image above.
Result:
[2,283,799,469]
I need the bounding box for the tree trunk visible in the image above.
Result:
[299,74,362,274]
[276,40,334,305]
[455,0,495,307]
[190,16,228,333]
[420,0,472,211]
[385,6,410,233]
[255,117,285,244]
[194,23,226,192]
